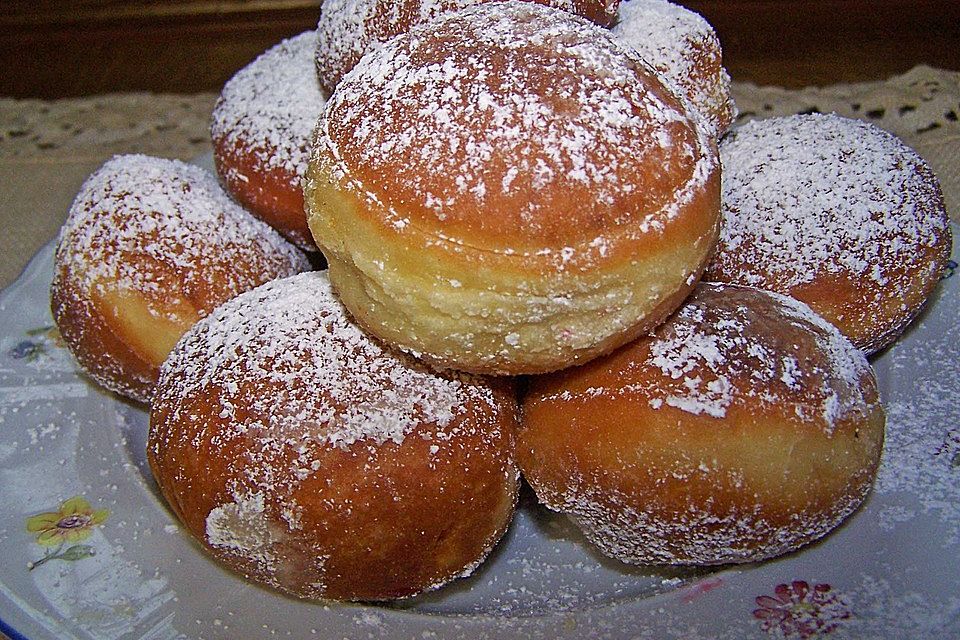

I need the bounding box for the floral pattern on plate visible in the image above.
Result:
[26,496,108,571]
[753,581,852,638]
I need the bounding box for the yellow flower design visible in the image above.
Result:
[26,496,109,547]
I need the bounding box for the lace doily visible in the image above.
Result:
[731,65,960,221]
[0,92,217,161]
[0,66,957,220]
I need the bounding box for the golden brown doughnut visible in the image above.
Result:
[611,0,737,137]
[211,31,327,251]
[50,154,310,403]
[305,1,720,376]
[518,282,885,566]
[147,271,519,601]
[315,0,623,95]
[704,113,953,354]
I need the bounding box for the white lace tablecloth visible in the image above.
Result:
[1,65,958,288]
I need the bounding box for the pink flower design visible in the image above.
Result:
[681,576,725,604]
[753,581,852,638]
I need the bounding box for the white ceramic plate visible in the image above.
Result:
[0,230,958,640]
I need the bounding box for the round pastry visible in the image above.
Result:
[704,113,953,355]
[315,0,623,95]
[147,271,519,601]
[50,154,310,404]
[518,282,885,566]
[211,30,327,250]
[611,0,737,137]
[305,1,721,376]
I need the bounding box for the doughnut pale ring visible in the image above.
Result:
[305,1,721,375]
[50,154,309,403]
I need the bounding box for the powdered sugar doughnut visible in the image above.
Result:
[306,1,720,375]
[518,283,885,566]
[315,0,623,95]
[51,154,310,404]
[705,114,953,354]
[148,272,519,601]
[611,0,736,137]
[211,31,327,250]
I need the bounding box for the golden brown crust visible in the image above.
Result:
[306,2,721,375]
[315,0,623,94]
[518,283,885,565]
[50,154,309,403]
[209,31,326,252]
[705,114,953,355]
[148,273,520,601]
[212,137,314,249]
[611,0,737,137]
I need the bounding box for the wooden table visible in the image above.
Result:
[1,0,958,98]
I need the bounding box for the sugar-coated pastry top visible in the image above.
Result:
[714,115,945,290]
[611,0,736,136]
[211,30,326,198]
[547,283,879,429]
[56,154,308,302]
[315,0,622,94]
[706,114,951,353]
[51,154,310,402]
[316,1,716,274]
[149,271,519,599]
[519,282,884,565]
[155,271,507,452]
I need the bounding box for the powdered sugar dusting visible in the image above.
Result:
[629,284,875,429]
[611,0,736,136]
[873,294,960,544]
[211,30,327,182]
[709,113,948,294]
[316,1,714,261]
[564,487,869,566]
[205,491,282,570]
[157,271,493,452]
[315,0,622,93]
[54,154,308,299]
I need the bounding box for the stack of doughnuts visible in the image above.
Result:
[51,0,953,606]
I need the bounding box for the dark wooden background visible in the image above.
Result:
[1,0,959,98]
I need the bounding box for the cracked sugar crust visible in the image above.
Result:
[705,113,952,353]
[315,0,622,94]
[314,1,715,262]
